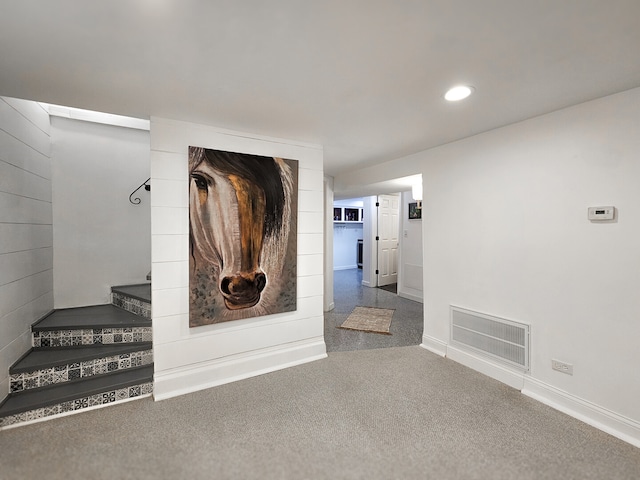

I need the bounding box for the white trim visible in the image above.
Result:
[420,335,447,357]
[522,377,640,449]
[46,104,150,131]
[446,345,525,390]
[153,338,327,401]
[334,265,358,271]
[151,116,322,151]
[423,338,640,448]
[398,291,423,303]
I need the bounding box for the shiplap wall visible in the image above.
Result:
[0,98,53,402]
[150,117,326,400]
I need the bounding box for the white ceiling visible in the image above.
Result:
[1,1,640,178]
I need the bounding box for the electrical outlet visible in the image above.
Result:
[552,359,573,375]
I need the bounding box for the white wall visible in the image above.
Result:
[333,223,363,270]
[361,196,378,287]
[51,117,150,308]
[150,117,326,400]
[0,97,53,401]
[333,198,364,270]
[398,190,423,302]
[334,87,640,447]
[323,176,335,311]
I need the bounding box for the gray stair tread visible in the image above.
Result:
[34,305,151,331]
[111,283,151,303]
[0,365,153,417]
[10,343,153,374]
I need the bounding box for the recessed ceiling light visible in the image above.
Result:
[444,85,474,101]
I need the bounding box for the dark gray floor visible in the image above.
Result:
[11,343,153,373]
[324,268,423,352]
[0,365,153,417]
[34,305,151,330]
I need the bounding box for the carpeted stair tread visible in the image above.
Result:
[10,343,153,374]
[33,305,151,331]
[111,283,151,303]
[0,365,153,417]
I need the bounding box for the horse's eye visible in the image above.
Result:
[191,174,208,191]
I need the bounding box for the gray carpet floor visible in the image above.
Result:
[1,346,638,480]
[2,271,638,478]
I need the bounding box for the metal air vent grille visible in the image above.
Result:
[451,306,530,371]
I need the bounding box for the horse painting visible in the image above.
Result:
[188,146,298,327]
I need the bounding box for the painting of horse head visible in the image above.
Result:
[189,146,298,326]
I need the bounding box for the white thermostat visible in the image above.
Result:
[588,206,615,221]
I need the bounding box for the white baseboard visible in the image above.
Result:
[446,345,525,390]
[398,291,423,303]
[422,338,640,448]
[522,377,640,449]
[153,337,327,401]
[362,280,372,287]
[420,335,447,357]
[333,265,357,271]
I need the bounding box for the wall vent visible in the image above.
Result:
[450,306,530,371]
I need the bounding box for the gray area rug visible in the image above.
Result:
[339,306,393,335]
[1,346,638,480]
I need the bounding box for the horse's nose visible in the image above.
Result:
[220,272,266,295]
[254,272,266,292]
[220,271,266,309]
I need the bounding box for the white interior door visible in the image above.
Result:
[377,194,399,287]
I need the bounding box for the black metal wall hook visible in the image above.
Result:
[129,178,151,205]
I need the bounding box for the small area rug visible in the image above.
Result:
[339,306,394,335]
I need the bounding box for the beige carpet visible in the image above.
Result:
[339,306,393,335]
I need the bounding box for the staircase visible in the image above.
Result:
[0,284,153,429]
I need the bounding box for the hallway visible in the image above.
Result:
[324,268,423,352]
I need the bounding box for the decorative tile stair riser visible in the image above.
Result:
[32,327,152,347]
[10,347,153,393]
[0,287,154,430]
[0,381,153,429]
[111,283,151,319]
[111,293,151,319]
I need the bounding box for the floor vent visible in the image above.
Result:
[450,306,530,371]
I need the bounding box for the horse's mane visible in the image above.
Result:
[189,147,287,238]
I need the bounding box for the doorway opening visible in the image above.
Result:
[325,184,424,352]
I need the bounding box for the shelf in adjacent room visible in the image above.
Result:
[333,206,363,223]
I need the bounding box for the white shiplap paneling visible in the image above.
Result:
[0,99,50,157]
[0,97,53,403]
[150,116,326,400]
[0,224,52,254]
[0,129,51,179]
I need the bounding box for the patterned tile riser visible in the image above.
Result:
[32,327,152,348]
[10,350,154,393]
[0,382,153,428]
[111,293,151,319]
